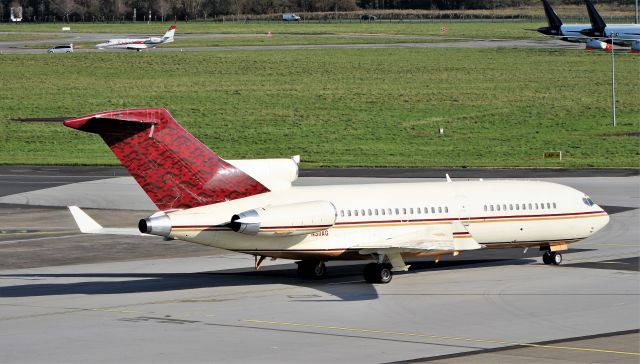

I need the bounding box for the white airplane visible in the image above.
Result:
[580,0,640,53]
[536,0,640,52]
[96,25,176,51]
[63,108,609,284]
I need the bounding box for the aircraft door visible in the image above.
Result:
[454,195,471,228]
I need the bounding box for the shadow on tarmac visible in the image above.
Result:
[0,257,544,301]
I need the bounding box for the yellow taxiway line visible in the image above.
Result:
[243,319,640,357]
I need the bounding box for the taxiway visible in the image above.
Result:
[0,168,638,363]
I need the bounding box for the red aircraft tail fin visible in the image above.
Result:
[64,108,269,210]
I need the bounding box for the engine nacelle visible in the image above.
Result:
[229,200,336,236]
[226,156,299,191]
[149,37,162,43]
[585,39,611,51]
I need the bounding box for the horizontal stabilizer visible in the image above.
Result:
[68,206,151,236]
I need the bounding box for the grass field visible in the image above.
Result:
[0,47,638,168]
[0,33,64,41]
[1,21,549,40]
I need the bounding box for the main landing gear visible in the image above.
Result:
[296,260,326,279]
[363,263,393,284]
[542,251,563,265]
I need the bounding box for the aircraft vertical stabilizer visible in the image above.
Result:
[64,108,270,210]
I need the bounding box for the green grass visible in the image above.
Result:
[0,48,638,168]
[0,33,64,41]
[0,21,547,40]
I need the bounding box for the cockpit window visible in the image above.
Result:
[582,197,594,207]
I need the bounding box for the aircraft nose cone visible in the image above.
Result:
[590,206,610,235]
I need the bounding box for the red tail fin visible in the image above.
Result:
[64,108,269,210]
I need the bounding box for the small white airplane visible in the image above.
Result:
[536,0,640,52]
[96,25,176,51]
[63,108,609,284]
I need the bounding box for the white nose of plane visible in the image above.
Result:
[95,43,108,49]
[591,205,610,235]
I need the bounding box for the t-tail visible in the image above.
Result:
[162,25,176,42]
[63,108,270,210]
[537,0,564,36]
[582,0,607,37]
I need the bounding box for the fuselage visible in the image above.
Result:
[163,180,609,260]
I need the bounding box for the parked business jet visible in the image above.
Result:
[64,108,609,283]
[580,0,640,53]
[96,25,175,51]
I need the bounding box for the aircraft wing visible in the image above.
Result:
[352,220,483,272]
[68,206,153,236]
[126,43,148,50]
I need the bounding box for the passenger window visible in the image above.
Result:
[417,208,421,214]
[431,207,435,213]
[388,208,392,215]
[540,203,544,210]
[497,205,501,211]
[490,205,494,211]
[509,204,513,210]
[401,208,405,215]
[438,207,442,213]
[484,205,487,212]
[368,209,372,216]
[381,209,385,215]
[515,204,519,210]
[395,208,400,215]
[529,203,533,210]
[374,209,379,216]
[354,210,359,216]
[546,203,551,209]
[535,203,539,209]
[445,206,448,213]
[553,202,557,209]
[409,208,413,214]
[361,209,365,216]
[340,210,344,217]
[347,210,351,217]
[503,204,507,211]
[522,203,526,210]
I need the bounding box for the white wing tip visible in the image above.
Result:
[68,206,103,233]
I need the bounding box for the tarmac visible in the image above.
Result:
[0,167,638,363]
[0,31,584,54]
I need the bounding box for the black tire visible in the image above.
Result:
[297,261,326,279]
[363,263,393,284]
[551,252,562,265]
[542,251,552,265]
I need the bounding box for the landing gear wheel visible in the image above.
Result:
[297,261,326,279]
[363,263,393,284]
[551,252,562,265]
[542,251,552,265]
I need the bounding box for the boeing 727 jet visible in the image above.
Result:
[96,24,175,51]
[64,108,609,283]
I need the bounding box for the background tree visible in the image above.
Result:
[50,0,75,21]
